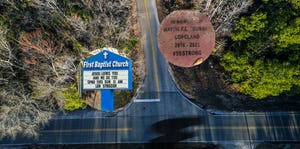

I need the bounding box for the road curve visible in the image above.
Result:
[118,0,205,117]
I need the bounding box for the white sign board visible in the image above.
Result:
[83,70,129,89]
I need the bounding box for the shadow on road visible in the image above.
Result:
[147,117,221,148]
[150,117,203,143]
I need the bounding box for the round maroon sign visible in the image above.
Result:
[158,10,215,67]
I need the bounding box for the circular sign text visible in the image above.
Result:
[158,11,215,67]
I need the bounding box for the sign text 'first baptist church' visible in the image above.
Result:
[82,50,132,90]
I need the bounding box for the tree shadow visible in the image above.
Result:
[148,117,220,148]
[150,117,203,143]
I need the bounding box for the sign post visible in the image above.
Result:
[82,49,132,111]
[101,90,114,111]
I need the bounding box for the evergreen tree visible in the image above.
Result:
[221,0,300,99]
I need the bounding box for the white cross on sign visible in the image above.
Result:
[103,51,108,59]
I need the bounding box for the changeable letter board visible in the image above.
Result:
[82,50,132,90]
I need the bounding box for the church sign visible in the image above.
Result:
[82,50,132,90]
[81,49,132,111]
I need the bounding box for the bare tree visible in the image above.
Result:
[20,29,63,76]
[0,26,80,140]
[197,0,253,55]
[0,85,53,140]
[19,29,76,104]
[159,0,253,55]
[0,26,16,85]
[65,0,134,48]
[0,27,55,139]
[30,0,60,10]
[0,0,140,140]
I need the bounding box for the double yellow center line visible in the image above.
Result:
[194,125,300,130]
[41,128,132,133]
[143,0,161,97]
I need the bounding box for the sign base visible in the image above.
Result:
[101,90,114,111]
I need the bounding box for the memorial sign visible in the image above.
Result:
[158,10,215,67]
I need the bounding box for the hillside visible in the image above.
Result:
[0,0,142,139]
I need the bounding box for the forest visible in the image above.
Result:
[0,0,140,139]
[221,0,300,99]
[160,0,299,99]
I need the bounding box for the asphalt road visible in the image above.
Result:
[1,0,300,148]
[135,0,177,94]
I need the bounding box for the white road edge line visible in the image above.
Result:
[133,99,160,103]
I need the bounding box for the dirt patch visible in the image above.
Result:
[157,0,300,112]
[170,56,300,112]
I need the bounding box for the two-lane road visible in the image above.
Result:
[119,0,204,117]
[135,0,178,96]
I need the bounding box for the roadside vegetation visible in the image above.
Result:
[158,0,300,109]
[0,0,140,140]
[221,0,300,99]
